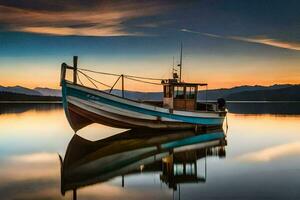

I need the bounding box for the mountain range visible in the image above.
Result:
[0,86,61,97]
[0,84,300,101]
[197,84,298,100]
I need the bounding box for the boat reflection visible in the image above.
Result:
[60,128,227,199]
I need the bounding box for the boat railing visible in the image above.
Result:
[60,56,163,98]
[60,56,78,86]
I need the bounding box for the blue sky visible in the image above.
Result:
[0,0,299,90]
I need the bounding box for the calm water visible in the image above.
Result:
[0,103,300,200]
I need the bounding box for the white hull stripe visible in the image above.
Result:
[67,82,223,118]
[64,82,225,125]
[68,98,184,128]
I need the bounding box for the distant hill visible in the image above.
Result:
[108,84,300,101]
[0,85,61,97]
[0,84,299,101]
[0,92,61,101]
[34,87,61,97]
[226,85,300,101]
[0,85,42,96]
[197,84,295,100]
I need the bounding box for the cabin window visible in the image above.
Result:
[174,86,185,99]
[186,86,196,99]
[164,85,172,98]
[168,86,173,97]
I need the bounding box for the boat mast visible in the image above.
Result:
[179,43,183,82]
[73,56,78,84]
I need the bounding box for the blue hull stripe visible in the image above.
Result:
[64,82,224,125]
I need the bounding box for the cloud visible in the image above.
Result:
[181,28,300,51]
[0,2,170,36]
[16,26,140,37]
[181,29,221,38]
[137,20,175,28]
[229,36,300,51]
[236,141,300,162]
[10,152,58,163]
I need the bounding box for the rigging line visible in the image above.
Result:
[125,76,162,85]
[109,75,122,93]
[77,73,84,86]
[78,67,164,81]
[124,74,164,81]
[78,70,111,88]
[78,70,98,89]
[78,68,121,77]
[78,70,112,88]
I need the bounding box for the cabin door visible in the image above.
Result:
[173,86,196,111]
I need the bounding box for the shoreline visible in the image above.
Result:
[1,100,300,104]
[0,101,62,103]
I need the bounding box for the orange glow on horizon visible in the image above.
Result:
[1,54,300,91]
[1,76,300,91]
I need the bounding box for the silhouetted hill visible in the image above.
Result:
[115,84,300,101]
[34,87,61,97]
[225,85,300,101]
[0,85,61,97]
[0,85,42,96]
[1,84,299,101]
[197,84,295,100]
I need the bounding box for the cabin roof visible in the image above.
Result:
[161,79,207,86]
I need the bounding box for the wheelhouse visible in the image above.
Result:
[161,79,207,111]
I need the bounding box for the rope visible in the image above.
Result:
[125,76,162,86]
[78,70,98,89]
[76,68,163,91]
[78,70,112,88]
[109,75,122,93]
[78,68,120,77]
[78,67,164,81]
[79,70,111,88]
[77,73,84,86]
[125,74,164,81]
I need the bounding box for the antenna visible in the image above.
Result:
[172,56,179,79]
[178,43,183,82]
[173,56,174,69]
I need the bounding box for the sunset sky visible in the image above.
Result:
[0,0,300,91]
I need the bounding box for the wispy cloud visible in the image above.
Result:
[0,2,170,36]
[181,28,300,51]
[229,36,300,51]
[137,20,175,28]
[16,26,141,37]
[236,141,300,162]
[10,152,58,163]
[181,29,221,38]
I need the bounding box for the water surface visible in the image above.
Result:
[0,103,300,200]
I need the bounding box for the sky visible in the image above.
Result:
[0,0,300,91]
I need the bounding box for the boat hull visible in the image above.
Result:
[62,81,226,131]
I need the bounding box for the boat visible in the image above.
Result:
[59,128,227,197]
[60,47,227,132]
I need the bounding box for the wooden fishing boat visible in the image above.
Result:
[60,51,227,132]
[59,128,226,196]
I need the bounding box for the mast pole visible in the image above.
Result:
[121,74,124,98]
[172,56,175,79]
[73,56,78,84]
[179,43,183,82]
